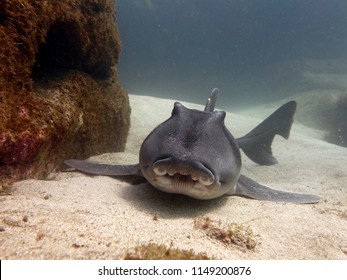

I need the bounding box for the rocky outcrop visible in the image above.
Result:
[0,0,130,186]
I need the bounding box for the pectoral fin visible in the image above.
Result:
[229,175,320,204]
[64,159,143,177]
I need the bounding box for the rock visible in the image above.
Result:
[283,90,346,147]
[0,0,130,185]
[323,94,347,147]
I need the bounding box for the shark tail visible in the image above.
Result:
[236,101,297,165]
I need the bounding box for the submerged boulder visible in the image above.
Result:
[0,0,130,186]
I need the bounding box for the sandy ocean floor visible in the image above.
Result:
[1,94,346,259]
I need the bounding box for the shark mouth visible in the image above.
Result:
[151,159,215,192]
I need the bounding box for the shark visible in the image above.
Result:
[65,89,320,203]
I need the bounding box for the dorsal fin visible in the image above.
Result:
[204,88,219,112]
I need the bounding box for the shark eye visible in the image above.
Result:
[153,166,167,176]
[199,176,214,186]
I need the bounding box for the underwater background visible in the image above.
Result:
[116,0,347,108]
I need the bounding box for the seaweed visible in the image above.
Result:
[123,242,213,260]
[194,216,258,251]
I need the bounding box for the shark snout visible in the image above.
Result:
[139,157,225,199]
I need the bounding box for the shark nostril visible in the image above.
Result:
[199,176,214,186]
[153,166,167,176]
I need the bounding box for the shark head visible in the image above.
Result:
[139,102,241,199]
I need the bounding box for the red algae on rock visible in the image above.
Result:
[0,130,45,164]
[0,0,130,186]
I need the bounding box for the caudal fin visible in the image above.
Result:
[236,101,297,165]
